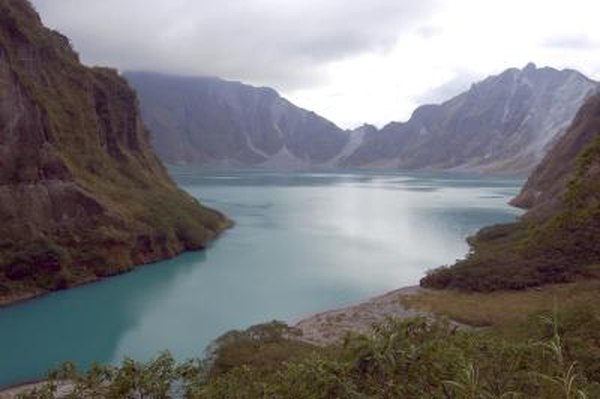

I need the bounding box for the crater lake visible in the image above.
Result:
[0,170,523,387]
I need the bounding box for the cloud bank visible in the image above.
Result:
[31,0,600,128]
[31,0,438,89]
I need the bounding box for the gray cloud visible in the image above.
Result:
[31,0,438,90]
[543,34,597,50]
[415,25,442,39]
[413,71,481,105]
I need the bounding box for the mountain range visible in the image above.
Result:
[125,72,349,169]
[127,64,598,174]
[343,63,598,173]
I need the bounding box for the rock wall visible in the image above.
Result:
[0,0,229,299]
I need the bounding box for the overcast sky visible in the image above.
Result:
[31,0,600,129]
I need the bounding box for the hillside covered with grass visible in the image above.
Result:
[421,95,600,291]
[0,0,229,302]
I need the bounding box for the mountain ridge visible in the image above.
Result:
[421,94,600,291]
[128,64,598,174]
[511,95,600,214]
[0,0,229,303]
[342,63,598,173]
[125,71,350,169]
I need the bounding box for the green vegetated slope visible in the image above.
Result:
[0,0,229,301]
[421,95,600,291]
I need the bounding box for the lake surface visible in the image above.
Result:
[0,170,523,387]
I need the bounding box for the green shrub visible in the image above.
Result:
[20,308,600,398]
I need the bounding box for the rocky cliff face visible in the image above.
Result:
[128,66,597,174]
[125,72,349,168]
[342,64,598,174]
[511,95,600,214]
[0,0,229,301]
[421,95,600,291]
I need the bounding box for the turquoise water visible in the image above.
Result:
[0,170,523,387]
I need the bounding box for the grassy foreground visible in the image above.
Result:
[403,281,600,329]
[12,281,600,398]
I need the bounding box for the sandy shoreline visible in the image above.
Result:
[1,284,433,395]
[0,380,73,399]
[0,381,44,398]
[294,285,429,345]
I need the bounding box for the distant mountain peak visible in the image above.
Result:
[128,65,598,174]
[126,72,350,168]
[341,64,598,173]
[352,123,378,133]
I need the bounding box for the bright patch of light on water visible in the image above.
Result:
[0,170,523,387]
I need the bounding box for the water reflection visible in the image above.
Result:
[0,170,523,387]
[0,252,207,385]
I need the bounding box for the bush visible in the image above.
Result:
[205,321,313,377]
[20,310,600,398]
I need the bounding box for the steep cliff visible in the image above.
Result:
[0,0,229,301]
[342,64,597,174]
[510,96,600,214]
[125,72,349,168]
[421,95,600,291]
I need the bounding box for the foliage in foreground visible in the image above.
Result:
[18,303,600,399]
